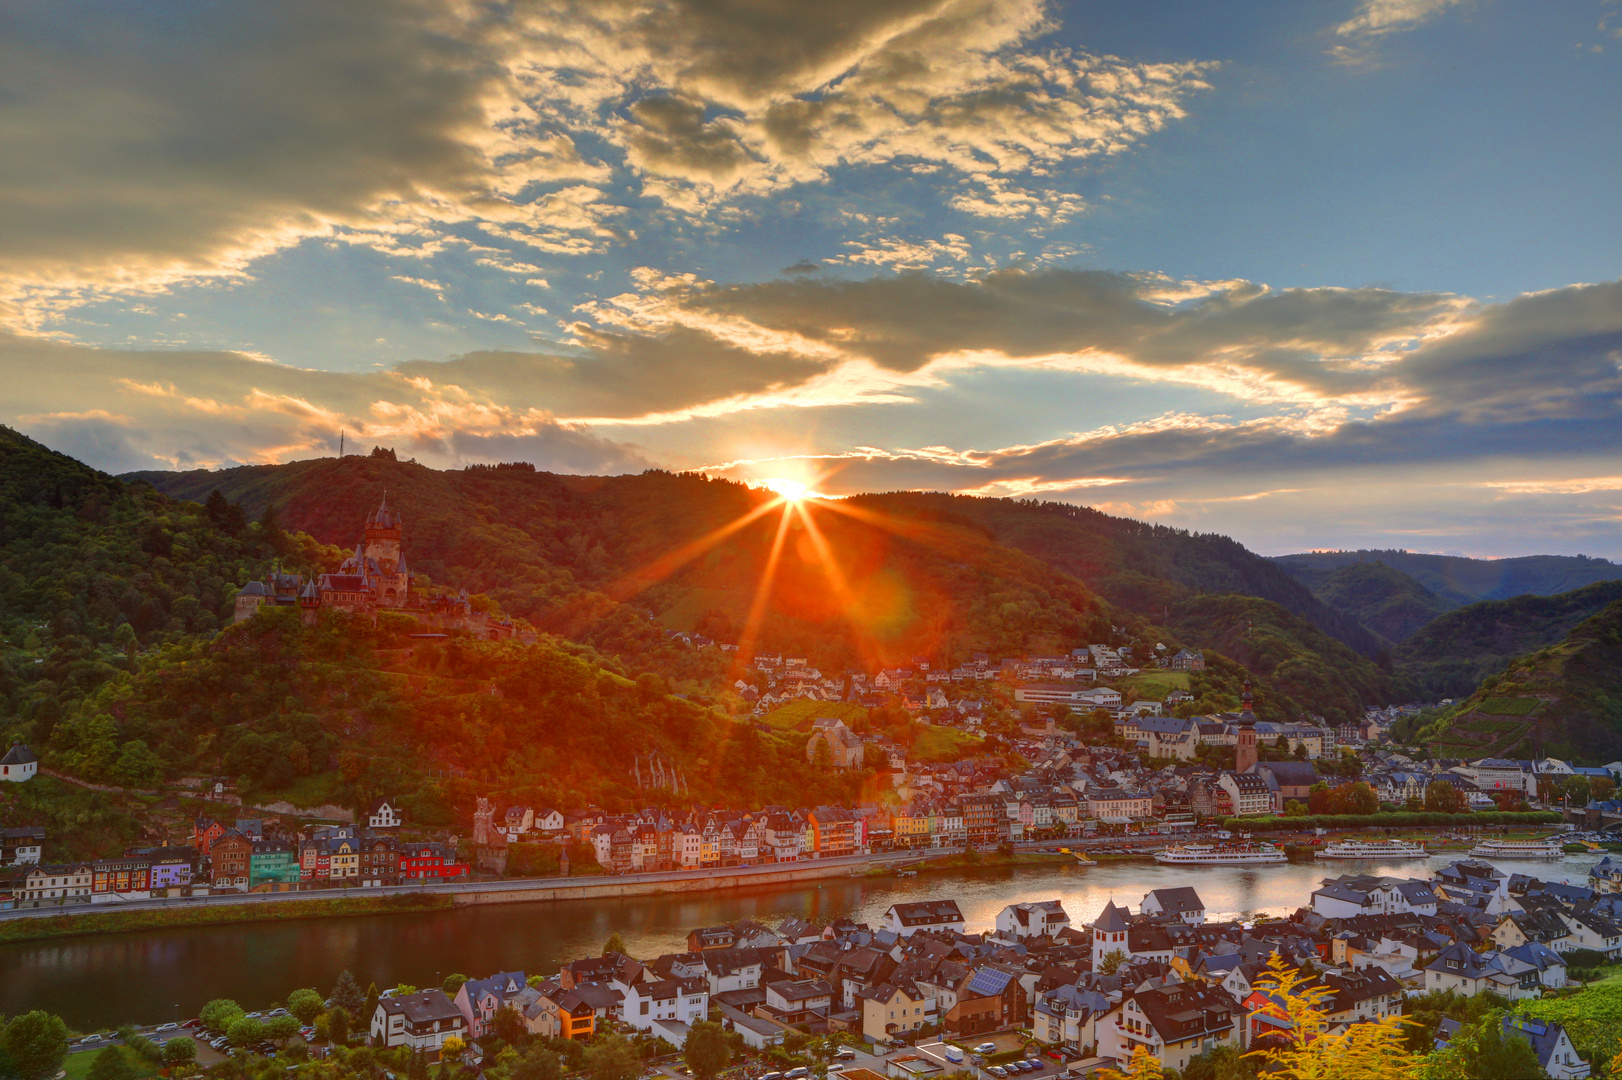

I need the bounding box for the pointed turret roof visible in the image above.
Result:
[1094,899,1130,932]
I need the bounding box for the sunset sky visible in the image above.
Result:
[3,0,1621,557]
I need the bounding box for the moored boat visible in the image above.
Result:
[1468,836,1564,859]
[1315,838,1427,860]
[1153,841,1287,865]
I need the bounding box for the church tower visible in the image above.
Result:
[1092,899,1131,969]
[1235,679,1258,775]
[362,494,409,607]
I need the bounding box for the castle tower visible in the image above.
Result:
[362,494,409,607]
[1235,679,1258,775]
[1092,899,1131,969]
[298,578,321,627]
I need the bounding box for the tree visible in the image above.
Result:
[1245,956,1417,1079]
[265,1016,301,1046]
[1098,949,1128,975]
[1,1012,71,1080]
[1094,1046,1162,1080]
[442,1036,467,1059]
[330,969,365,1016]
[324,1007,349,1048]
[583,1034,640,1080]
[603,932,627,957]
[512,1045,561,1080]
[227,1018,266,1048]
[164,1037,199,1068]
[1426,780,1467,814]
[1424,1013,1545,1079]
[200,999,245,1033]
[492,1004,527,1048]
[684,1021,732,1080]
[287,988,324,1024]
[442,974,469,996]
[87,1047,138,1080]
[1592,776,1615,802]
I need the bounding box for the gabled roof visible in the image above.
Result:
[1094,899,1130,932]
[1,744,38,765]
[1144,887,1205,914]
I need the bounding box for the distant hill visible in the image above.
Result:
[850,493,1387,658]
[1396,579,1622,700]
[1306,561,1456,644]
[1272,549,1622,605]
[1422,596,1622,763]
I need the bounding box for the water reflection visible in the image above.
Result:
[2,854,1596,1028]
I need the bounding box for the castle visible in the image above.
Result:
[233,496,518,640]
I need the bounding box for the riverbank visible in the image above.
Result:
[0,892,455,945]
[904,850,1078,872]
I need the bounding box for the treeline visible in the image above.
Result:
[1222,810,1563,831]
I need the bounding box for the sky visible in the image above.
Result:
[3,0,1621,558]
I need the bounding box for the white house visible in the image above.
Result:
[1141,886,1206,925]
[1437,1015,1589,1080]
[995,900,1070,939]
[0,744,38,783]
[367,798,403,830]
[886,900,965,938]
[371,990,469,1052]
[622,978,709,1035]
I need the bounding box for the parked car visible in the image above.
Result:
[184,1020,205,1030]
[988,1068,1008,1078]
[785,1069,809,1079]
[759,1072,783,1080]
[834,1049,856,1061]
[267,1009,290,1018]
[155,1023,181,1033]
[974,1044,998,1055]
[1025,1060,1044,1071]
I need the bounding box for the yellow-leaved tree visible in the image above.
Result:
[1093,1046,1162,1080]
[1246,955,1420,1080]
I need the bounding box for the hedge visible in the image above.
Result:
[1217,810,1563,831]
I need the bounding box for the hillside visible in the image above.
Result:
[127,456,1128,679]
[1395,580,1622,700]
[48,606,896,817]
[0,426,329,746]
[1273,549,1622,604]
[1307,561,1455,643]
[841,493,1387,657]
[1422,597,1622,763]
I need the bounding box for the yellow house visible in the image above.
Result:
[330,839,360,879]
[859,982,936,1043]
[892,806,931,847]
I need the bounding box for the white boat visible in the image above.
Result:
[1316,838,1428,860]
[1468,837,1565,860]
[1153,842,1287,865]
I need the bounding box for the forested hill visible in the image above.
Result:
[1396,579,1622,700]
[0,426,329,741]
[1430,596,1622,763]
[1273,549,1622,605]
[843,493,1386,658]
[1302,561,1455,644]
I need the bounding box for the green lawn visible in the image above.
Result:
[64,1049,160,1080]
[1474,696,1542,716]
[911,725,982,762]
[1117,670,1190,697]
[761,700,865,731]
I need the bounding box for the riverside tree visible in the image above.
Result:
[286,988,324,1024]
[1,1011,71,1080]
[684,1021,731,1080]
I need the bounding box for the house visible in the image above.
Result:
[454,971,528,1038]
[943,966,1025,1037]
[622,978,708,1033]
[90,857,152,902]
[210,831,253,891]
[18,863,93,905]
[367,799,403,830]
[1032,985,1110,1052]
[809,808,860,857]
[886,900,965,938]
[399,842,470,881]
[1086,788,1153,822]
[0,743,38,782]
[1168,649,1206,672]
[995,900,1070,939]
[1,826,45,866]
[1436,1015,1589,1080]
[858,980,937,1043]
[1217,772,1273,817]
[1423,942,1541,998]
[1311,875,1437,919]
[1098,982,1240,1074]
[1249,761,1320,813]
[537,989,598,1040]
[1140,887,1206,925]
[760,979,833,1025]
[1091,899,1132,968]
[371,990,468,1053]
[806,719,865,770]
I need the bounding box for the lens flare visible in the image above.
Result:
[758,477,818,502]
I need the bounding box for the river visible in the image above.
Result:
[2,853,1601,1030]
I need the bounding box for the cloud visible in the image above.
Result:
[1334,0,1471,38]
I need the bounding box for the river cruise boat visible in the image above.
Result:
[1316,838,1427,860]
[1154,841,1287,865]
[1468,836,1565,859]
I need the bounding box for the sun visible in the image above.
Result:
[758,477,819,502]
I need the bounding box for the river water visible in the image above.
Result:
[2,854,1600,1030]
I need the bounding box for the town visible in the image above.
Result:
[19,850,1622,1080]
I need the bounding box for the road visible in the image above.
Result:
[0,849,961,922]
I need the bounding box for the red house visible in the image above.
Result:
[399,843,470,881]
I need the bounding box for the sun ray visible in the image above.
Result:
[794,499,885,671]
[732,500,796,675]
